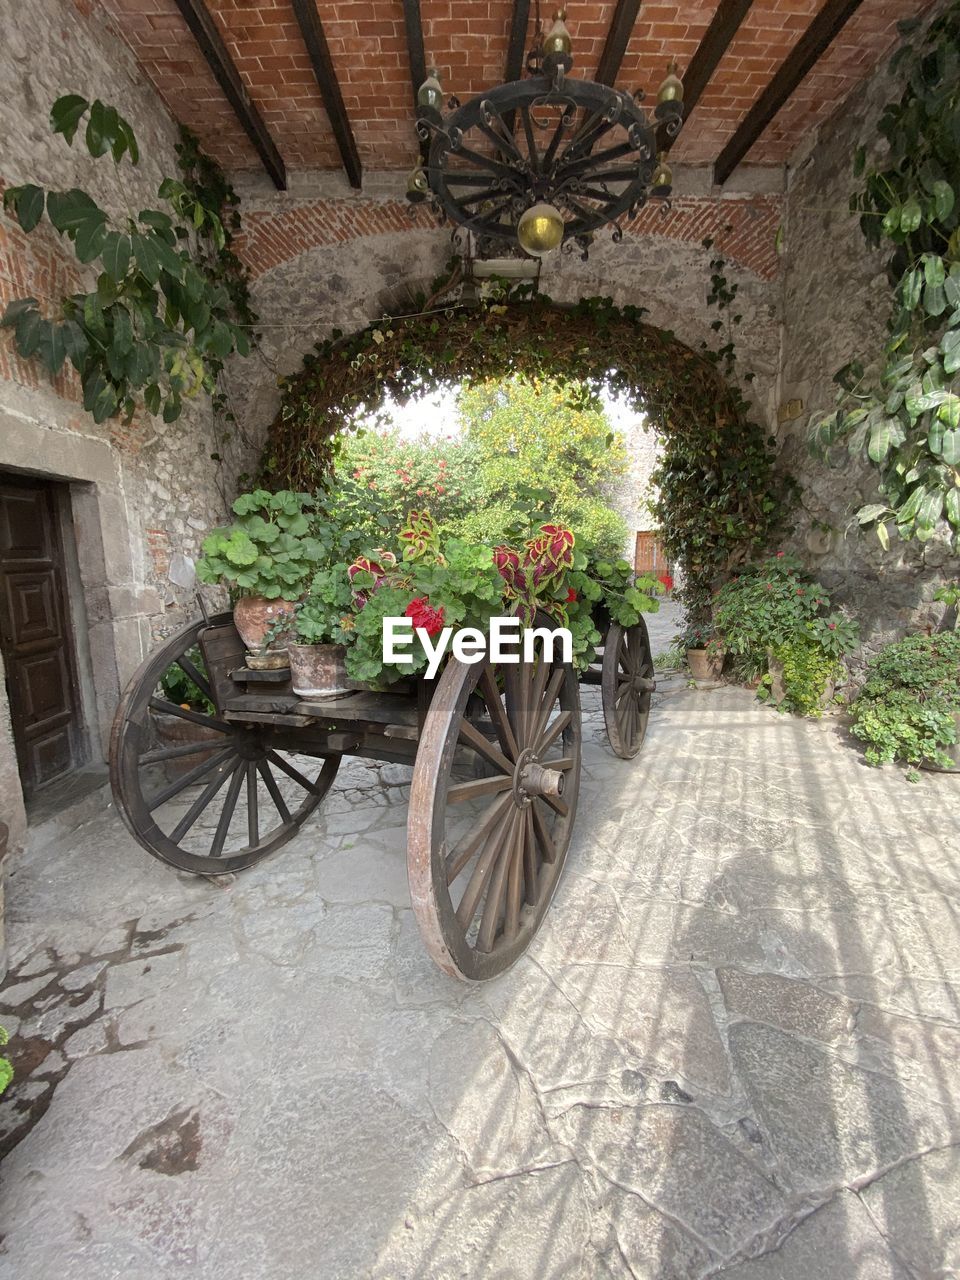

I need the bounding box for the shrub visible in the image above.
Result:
[851,632,960,766]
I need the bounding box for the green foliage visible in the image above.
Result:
[262,295,787,620]
[0,1025,11,1097]
[850,631,960,766]
[1,97,253,425]
[713,553,859,661]
[196,490,325,600]
[158,646,214,714]
[813,7,960,550]
[290,568,356,645]
[760,638,841,719]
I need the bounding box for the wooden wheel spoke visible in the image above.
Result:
[522,806,538,906]
[168,759,236,844]
[532,668,566,744]
[139,740,221,766]
[209,761,246,858]
[266,750,317,794]
[446,791,513,884]
[149,697,230,733]
[526,654,552,747]
[447,773,513,805]
[537,709,571,755]
[531,799,557,865]
[504,821,523,943]
[175,653,213,702]
[542,790,569,818]
[458,717,514,777]
[246,760,259,848]
[455,800,517,926]
[257,759,292,825]
[477,811,520,953]
[146,746,234,812]
[480,667,520,760]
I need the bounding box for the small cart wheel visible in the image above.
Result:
[110,614,340,876]
[408,624,582,980]
[601,619,654,759]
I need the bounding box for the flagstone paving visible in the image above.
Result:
[1,605,958,1279]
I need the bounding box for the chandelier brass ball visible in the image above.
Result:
[517,202,565,256]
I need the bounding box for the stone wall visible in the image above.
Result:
[777,0,959,648]
[0,0,259,845]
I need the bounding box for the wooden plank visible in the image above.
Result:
[672,0,753,131]
[231,666,292,684]
[197,620,247,716]
[714,0,866,185]
[595,0,642,86]
[290,0,362,189]
[172,0,286,189]
[402,0,427,108]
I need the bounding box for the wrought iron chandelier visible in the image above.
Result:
[405,8,684,260]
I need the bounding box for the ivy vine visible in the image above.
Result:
[261,291,789,618]
[814,5,960,550]
[2,96,255,425]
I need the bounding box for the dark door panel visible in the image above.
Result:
[0,475,82,797]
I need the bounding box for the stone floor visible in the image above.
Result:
[1,601,959,1279]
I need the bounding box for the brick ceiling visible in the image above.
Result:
[97,0,932,185]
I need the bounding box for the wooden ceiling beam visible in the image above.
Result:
[595,0,643,87]
[680,0,754,123]
[290,0,362,189]
[402,0,428,109]
[714,0,866,185]
[505,0,532,83]
[172,0,286,190]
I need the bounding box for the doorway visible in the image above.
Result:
[0,473,84,799]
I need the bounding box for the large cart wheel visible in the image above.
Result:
[110,613,340,876]
[601,619,655,759]
[408,626,582,980]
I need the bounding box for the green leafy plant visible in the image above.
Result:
[260,293,787,626]
[1,95,253,423]
[289,569,356,646]
[196,490,324,600]
[158,646,214,715]
[813,7,960,550]
[0,1026,12,1097]
[760,637,842,718]
[850,631,960,766]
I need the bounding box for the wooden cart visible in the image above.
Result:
[110,610,655,979]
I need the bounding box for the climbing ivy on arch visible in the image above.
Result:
[262,295,791,617]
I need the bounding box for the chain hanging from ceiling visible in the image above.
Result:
[405,7,684,260]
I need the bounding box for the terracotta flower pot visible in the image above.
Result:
[151,710,221,783]
[233,595,296,654]
[288,643,351,699]
[687,647,723,683]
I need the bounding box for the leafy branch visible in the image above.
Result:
[1,95,254,424]
[813,7,960,550]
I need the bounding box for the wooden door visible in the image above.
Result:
[0,475,81,797]
[634,530,670,578]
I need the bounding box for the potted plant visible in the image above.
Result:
[284,567,357,698]
[196,489,324,665]
[712,553,859,714]
[850,631,960,773]
[683,624,723,683]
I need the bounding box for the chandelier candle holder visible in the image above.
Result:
[406,10,684,260]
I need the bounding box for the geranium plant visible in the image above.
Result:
[851,631,960,766]
[196,490,324,600]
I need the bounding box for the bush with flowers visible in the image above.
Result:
[285,509,660,685]
[711,552,859,715]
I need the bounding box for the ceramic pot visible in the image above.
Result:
[921,711,960,773]
[288,643,351,698]
[152,710,221,783]
[687,647,723,683]
[233,596,296,654]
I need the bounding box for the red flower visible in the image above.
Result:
[764,583,773,591]
[776,551,785,558]
[405,597,445,637]
[828,621,836,630]
[436,484,445,494]
[796,588,804,595]
[566,588,578,603]
[658,573,674,592]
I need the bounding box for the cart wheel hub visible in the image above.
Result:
[513,747,564,806]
